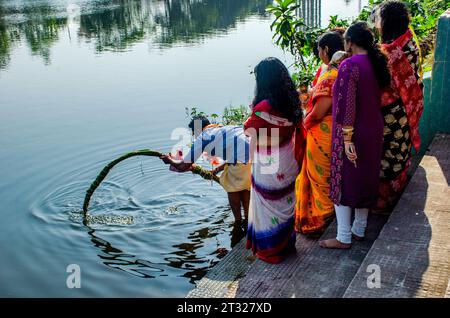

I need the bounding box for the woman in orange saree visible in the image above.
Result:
[295,31,345,235]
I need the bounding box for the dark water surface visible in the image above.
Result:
[0,0,365,297]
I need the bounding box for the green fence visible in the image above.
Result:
[418,10,450,155]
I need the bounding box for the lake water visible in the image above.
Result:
[0,0,367,297]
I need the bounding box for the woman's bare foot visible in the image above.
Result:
[352,233,364,241]
[319,238,352,249]
[216,248,229,259]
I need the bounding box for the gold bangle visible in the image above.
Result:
[342,126,354,142]
[342,125,354,133]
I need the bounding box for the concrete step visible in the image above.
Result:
[233,214,388,298]
[186,239,255,298]
[187,135,450,299]
[445,280,450,298]
[343,134,450,298]
[187,214,387,298]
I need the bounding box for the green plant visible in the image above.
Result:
[291,59,320,89]
[185,106,207,119]
[267,0,349,88]
[268,0,449,87]
[358,0,449,36]
[266,0,307,68]
[222,105,250,125]
[186,105,249,126]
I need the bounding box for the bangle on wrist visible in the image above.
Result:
[342,126,353,134]
[342,125,354,132]
[342,126,354,142]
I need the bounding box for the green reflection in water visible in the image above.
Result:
[0,0,272,69]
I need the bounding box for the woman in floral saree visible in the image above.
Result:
[295,31,344,235]
[374,1,424,213]
[244,57,305,264]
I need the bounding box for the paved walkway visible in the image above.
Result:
[187,134,450,298]
[344,134,450,297]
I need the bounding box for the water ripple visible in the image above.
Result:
[27,163,236,293]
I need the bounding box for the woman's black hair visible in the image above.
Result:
[252,57,302,124]
[188,115,210,133]
[345,21,391,89]
[318,31,345,62]
[314,28,345,59]
[379,1,410,43]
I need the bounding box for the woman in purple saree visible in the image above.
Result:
[320,22,391,249]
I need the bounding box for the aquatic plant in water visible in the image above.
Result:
[83,149,219,215]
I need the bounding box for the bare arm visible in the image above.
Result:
[211,163,226,175]
[160,154,193,172]
[303,96,332,130]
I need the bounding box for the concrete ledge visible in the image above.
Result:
[187,213,387,298]
[445,280,450,298]
[187,134,450,298]
[186,240,255,298]
[343,134,450,298]
[234,214,387,298]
